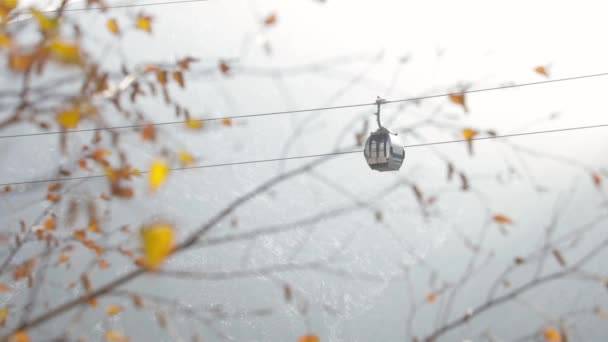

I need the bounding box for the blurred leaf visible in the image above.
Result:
[543,327,561,342]
[149,160,169,190]
[221,118,232,127]
[9,331,30,342]
[298,335,319,342]
[56,107,80,128]
[31,9,59,34]
[43,217,56,230]
[462,128,478,155]
[426,293,437,303]
[98,259,110,269]
[0,307,7,327]
[49,39,81,64]
[104,331,129,342]
[140,223,174,269]
[493,215,512,224]
[46,193,60,202]
[264,13,277,26]
[535,66,550,78]
[0,0,17,20]
[178,150,195,166]
[172,71,185,88]
[449,93,468,112]
[219,61,231,75]
[177,56,198,70]
[135,15,152,33]
[107,305,123,316]
[185,118,204,130]
[459,172,469,191]
[592,172,602,188]
[0,33,12,48]
[106,18,120,35]
[8,52,35,73]
[156,70,168,85]
[0,283,10,292]
[59,254,69,264]
[141,124,156,142]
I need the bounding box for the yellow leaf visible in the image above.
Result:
[0,307,7,327]
[178,150,195,166]
[135,15,152,33]
[57,108,80,128]
[131,168,141,177]
[543,327,562,342]
[9,331,30,342]
[0,33,12,48]
[106,18,120,35]
[49,39,81,64]
[140,223,174,269]
[107,305,123,316]
[535,66,549,77]
[31,9,59,33]
[462,128,478,141]
[493,214,513,224]
[104,331,129,342]
[298,335,319,342]
[149,160,169,191]
[185,118,203,130]
[449,93,468,112]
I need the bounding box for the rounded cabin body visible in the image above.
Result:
[363,128,405,171]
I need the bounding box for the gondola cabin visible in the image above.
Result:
[364,127,405,171]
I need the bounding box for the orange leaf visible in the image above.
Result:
[9,331,30,342]
[449,93,468,112]
[73,229,86,241]
[426,293,437,303]
[87,297,98,307]
[107,305,123,316]
[592,173,602,188]
[141,124,156,142]
[43,217,56,230]
[98,259,110,269]
[89,223,102,233]
[172,71,185,88]
[0,283,11,292]
[177,56,198,70]
[535,66,549,78]
[264,13,277,26]
[105,331,129,342]
[79,159,90,171]
[149,160,169,191]
[46,193,61,203]
[47,183,61,192]
[106,18,120,35]
[219,61,231,75]
[59,254,69,264]
[156,70,167,85]
[221,118,232,127]
[8,53,35,73]
[543,327,562,342]
[135,15,152,33]
[140,223,175,269]
[298,335,319,342]
[493,214,513,224]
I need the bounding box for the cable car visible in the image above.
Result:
[363,97,405,171]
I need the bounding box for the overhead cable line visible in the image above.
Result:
[11,0,211,15]
[2,72,607,140]
[2,123,607,187]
